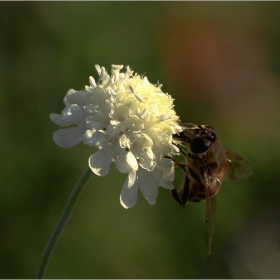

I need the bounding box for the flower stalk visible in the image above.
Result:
[36,166,92,279]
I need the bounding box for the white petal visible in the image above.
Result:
[131,134,153,158]
[65,91,87,107]
[157,157,174,169]
[146,199,156,206]
[120,171,138,209]
[137,168,159,204]
[145,148,155,160]
[86,115,108,130]
[50,113,65,125]
[160,168,175,190]
[137,133,153,148]
[138,157,156,171]
[50,105,87,126]
[126,151,138,170]
[88,147,113,176]
[83,129,108,147]
[154,158,175,190]
[115,151,138,173]
[119,134,129,148]
[53,125,86,148]
[148,166,162,185]
[138,148,156,171]
[62,89,75,106]
[161,178,174,190]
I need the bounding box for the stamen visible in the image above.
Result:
[125,66,133,77]
[112,65,123,70]
[95,64,101,75]
[140,107,147,119]
[159,114,171,121]
[129,85,143,102]
[156,81,163,90]
[154,103,158,115]
[100,67,106,80]
[134,93,143,102]
[89,76,96,88]
[170,125,176,135]
[109,88,118,97]
[129,85,134,93]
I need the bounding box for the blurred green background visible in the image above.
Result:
[1,2,280,278]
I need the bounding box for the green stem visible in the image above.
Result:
[36,166,92,279]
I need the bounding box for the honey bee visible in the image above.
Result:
[170,122,252,254]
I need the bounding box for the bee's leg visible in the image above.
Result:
[165,155,189,206]
[172,143,188,157]
[164,155,187,170]
[170,176,190,206]
[171,188,183,206]
[179,175,190,205]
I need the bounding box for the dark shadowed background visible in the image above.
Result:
[1,2,280,278]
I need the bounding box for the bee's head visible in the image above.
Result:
[173,123,216,154]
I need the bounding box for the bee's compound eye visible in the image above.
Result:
[208,127,216,139]
[203,139,211,147]
[210,133,216,142]
[190,138,211,154]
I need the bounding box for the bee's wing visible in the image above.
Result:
[225,149,252,182]
[204,172,216,255]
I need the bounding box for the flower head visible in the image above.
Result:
[50,64,182,208]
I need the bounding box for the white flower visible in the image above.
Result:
[50,64,182,208]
